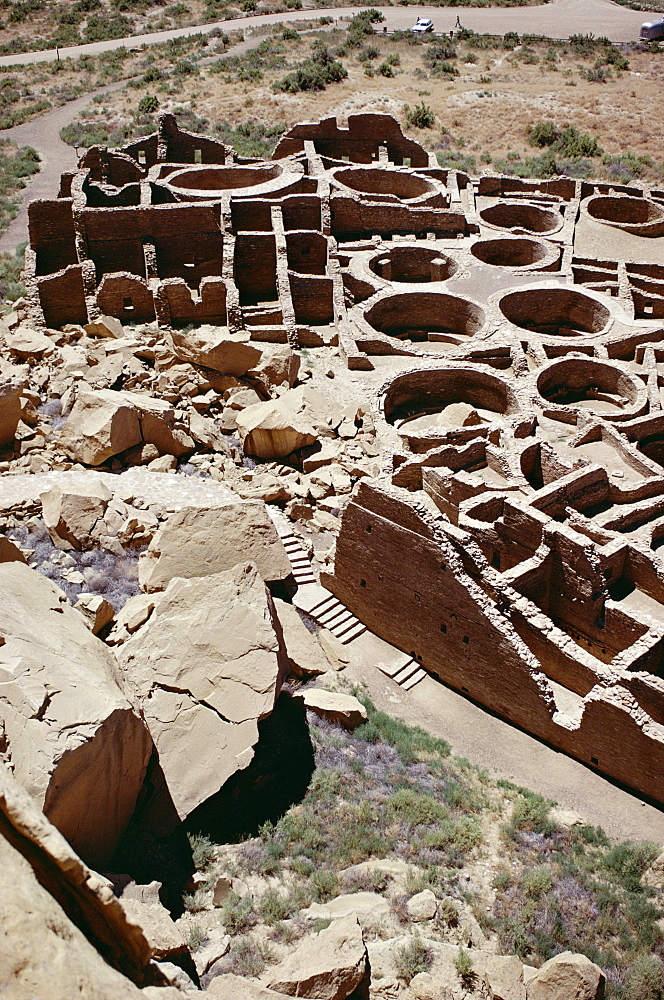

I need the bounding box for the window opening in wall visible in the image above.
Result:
[463,635,469,644]
[123,296,134,311]
[138,150,146,166]
[591,756,599,765]
[360,579,367,587]
[404,158,411,167]
[461,686,469,693]
[366,524,372,533]
[194,149,202,164]
[644,303,654,315]
[440,624,447,633]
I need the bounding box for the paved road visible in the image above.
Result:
[0,0,649,68]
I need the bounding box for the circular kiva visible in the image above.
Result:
[536,356,647,421]
[382,365,519,444]
[470,236,559,271]
[479,201,563,236]
[161,162,293,200]
[368,245,457,283]
[333,166,442,205]
[585,194,664,237]
[364,291,484,346]
[498,287,611,338]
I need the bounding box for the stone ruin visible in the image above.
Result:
[19,110,664,808]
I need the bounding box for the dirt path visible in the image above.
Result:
[0,0,648,69]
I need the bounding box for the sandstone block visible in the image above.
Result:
[236,386,341,460]
[117,563,287,824]
[0,374,25,446]
[484,955,526,1000]
[40,480,112,550]
[59,389,193,466]
[138,501,291,592]
[5,324,54,358]
[273,598,330,677]
[406,889,438,922]
[0,535,26,564]
[265,914,369,1000]
[0,762,152,999]
[248,345,301,391]
[301,892,390,925]
[85,315,124,338]
[0,562,152,867]
[207,974,292,999]
[526,952,605,1000]
[74,593,115,635]
[169,325,261,376]
[301,689,368,730]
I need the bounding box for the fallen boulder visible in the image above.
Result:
[248,345,301,391]
[236,386,342,460]
[169,325,261,376]
[484,955,526,1000]
[526,952,605,1000]
[0,561,152,867]
[59,388,193,466]
[138,501,291,592]
[0,762,152,999]
[0,372,25,446]
[265,915,369,1000]
[301,689,368,730]
[117,562,287,825]
[273,598,330,677]
[41,480,112,551]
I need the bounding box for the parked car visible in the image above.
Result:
[411,17,434,33]
[640,17,664,40]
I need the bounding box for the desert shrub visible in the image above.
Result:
[436,897,459,926]
[623,955,664,1000]
[186,923,208,951]
[221,891,255,933]
[394,935,433,983]
[354,691,450,764]
[406,101,435,129]
[528,121,558,147]
[504,789,557,839]
[183,889,208,912]
[222,936,266,978]
[377,61,395,77]
[188,832,216,870]
[259,887,299,925]
[602,841,660,893]
[454,946,475,986]
[138,94,158,113]
[274,43,347,93]
[389,788,448,827]
[282,26,298,40]
[310,869,339,902]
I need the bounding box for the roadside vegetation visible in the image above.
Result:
[0,0,552,57]
[182,691,664,999]
[44,20,664,190]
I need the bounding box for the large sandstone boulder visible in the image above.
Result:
[138,501,291,592]
[5,324,54,358]
[0,562,152,867]
[526,952,605,1000]
[248,345,301,391]
[41,480,112,550]
[59,388,193,466]
[117,562,287,824]
[273,598,330,677]
[236,386,342,459]
[0,763,152,999]
[265,915,369,1000]
[484,955,526,1000]
[0,372,25,445]
[169,325,261,375]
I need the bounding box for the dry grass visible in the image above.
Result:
[62,27,664,183]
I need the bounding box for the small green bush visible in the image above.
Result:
[406,101,435,129]
[624,954,664,1000]
[138,94,159,113]
[188,832,216,871]
[221,891,255,933]
[394,935,433,983]
[389,788,448,827]
[453,946,475,986]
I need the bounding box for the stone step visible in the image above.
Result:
[402,669,427,691]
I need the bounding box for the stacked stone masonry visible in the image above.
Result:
[25,111,664,805]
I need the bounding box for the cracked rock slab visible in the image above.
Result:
[0,561,152,868]
[117,562,287,823]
